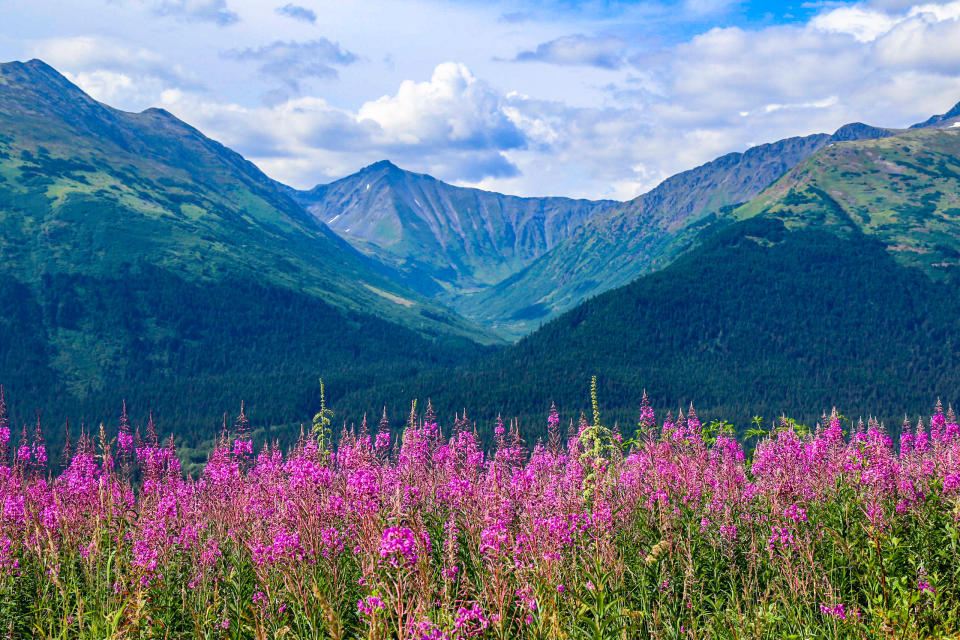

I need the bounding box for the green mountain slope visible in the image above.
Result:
[291,160,613,302]
[334,126,960,435]
[341,217,960,436]
[735,127,960,278]
[458,123,898,338]
[0,59,490,341]
[0,59,495,440]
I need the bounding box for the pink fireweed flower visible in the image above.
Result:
[379,526,419,568]
[547,407,560,431]
[454,602,490,635]
[319,527,345,558]
[719,524,738,542]
[131,539,159,572]
[442,565,459,580]
[768,526,797,552]
[232,438,253,457]
[0,537,19,572]
[784,504,807,523]
[117,429,134,452]
[357,595,386,616]
[413,620,450,640]
[515,586,537,612]
[479,521,509,558]
[200,538,221,567]
[820,603,846,620]
[32,443,46,467]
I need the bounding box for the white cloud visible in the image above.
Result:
[357,63,525,152]
[150,0,239,25]
[275,3,316,24]
[158,62,529,187]
[762,96,840,114]
[813,1,960,42]
[811,6,900,41]
[222,39,358,102]
[31,36,202,105]
[875,12,960,73]
[34,36,174,79]
[513,34,626,69]
[908,1,960,21]
[64,70,137,104]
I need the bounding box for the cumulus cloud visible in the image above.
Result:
[149,0,239,25]
[810,6,901,41]
[275,3,317,24]
[358,63,525,151]
[513,34,626,69]
[223,39,358,101]
[875,12,960,73]
[159,62,528,187]
[812,1,960,41]
[31,36,202,105]
[353,62,528,180]
[35,37,176,81]
[63,70,143,105]
[658,3,960,126]
[661,25,865,117]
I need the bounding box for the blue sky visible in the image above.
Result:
[2,0,960,198]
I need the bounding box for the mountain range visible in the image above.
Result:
[290,160,614,304]
[455,122,899,337]
[2,57,960,446]
[292,121,950,339]
[340,125,960,431]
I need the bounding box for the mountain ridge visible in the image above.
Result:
[454,120,900,337]
[910,99,960,129]
[291,159,615,302]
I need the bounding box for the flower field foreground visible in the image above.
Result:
[2,392,960,640]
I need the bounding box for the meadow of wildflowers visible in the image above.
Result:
[1,381,960,640]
